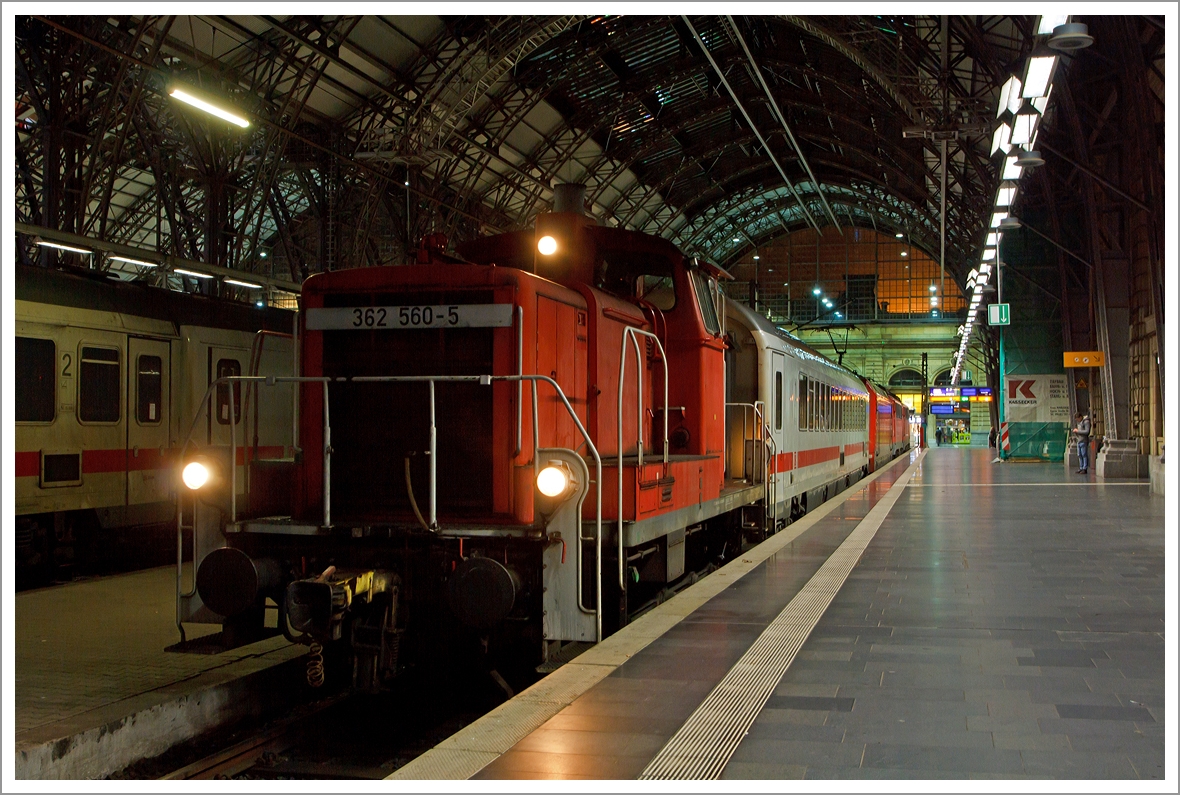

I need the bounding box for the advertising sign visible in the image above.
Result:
[1005,374,1070,423]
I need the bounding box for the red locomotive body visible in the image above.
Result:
[180,187,908,688]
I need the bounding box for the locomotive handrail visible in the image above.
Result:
[616,327,670,591]
[724,400,777,533]
[178,373,605,642]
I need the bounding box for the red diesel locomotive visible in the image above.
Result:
[180,185,909,687]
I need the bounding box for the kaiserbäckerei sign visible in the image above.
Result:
[1005,374,1071,423]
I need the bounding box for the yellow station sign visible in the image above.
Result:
[1064,351,1105,368]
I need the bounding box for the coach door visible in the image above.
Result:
[127,337,171,508]
[770,352,785,481]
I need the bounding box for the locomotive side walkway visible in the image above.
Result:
[14,566,304,779]
[393,448,1166,781]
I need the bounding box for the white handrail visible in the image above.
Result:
[616,327,670,590]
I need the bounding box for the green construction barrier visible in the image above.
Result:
[1006,422,1070,460]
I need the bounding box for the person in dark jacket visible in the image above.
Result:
[1072,412,1092,474]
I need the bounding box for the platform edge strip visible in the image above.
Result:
[386,452,913,781]
[638,449,925,780]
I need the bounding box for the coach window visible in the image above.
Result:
[835,388,843,430]
[808,378,817,430]
[774,371,782,430]
[16,337,56,423]
[216,359,242,425]
[798,374,807,431]
[79,346,121,423]
[137,355,163,425]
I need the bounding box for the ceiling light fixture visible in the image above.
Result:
[169,87,250,128]
[36,240,92,255]
[109,255,159,268]
[224,278,263,289]
[174,267,214,279]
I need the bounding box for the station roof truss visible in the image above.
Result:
[15,14,1043,289]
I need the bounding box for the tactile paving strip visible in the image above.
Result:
[639,450,924,780]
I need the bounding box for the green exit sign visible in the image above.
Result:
[988,303,1010,326]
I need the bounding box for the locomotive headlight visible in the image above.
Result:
[536,463,572,497]
[182,461,211,490]
[537,235,558,256]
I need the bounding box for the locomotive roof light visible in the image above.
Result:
[536,461,575,499]
[537,235,558,256]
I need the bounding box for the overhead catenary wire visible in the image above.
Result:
[680,15,822,234]
[726,16,842,235]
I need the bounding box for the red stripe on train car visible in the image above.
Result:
[797,446,841,468]
[771,445,847,473]
[15,451,40,478]
[82,448,128,473]
[15,446,288,477]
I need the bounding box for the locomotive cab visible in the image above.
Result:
[182,187,756,689]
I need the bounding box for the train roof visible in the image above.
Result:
[727,299,867,387]
[16,265,294,334]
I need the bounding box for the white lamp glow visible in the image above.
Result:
[169,88,250,128]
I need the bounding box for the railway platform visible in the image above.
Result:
[14,565,304,779]
[392,447,1167,781]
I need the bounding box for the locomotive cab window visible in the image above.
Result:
[597,252,677,311]
[137,355,162,425]
[216,358,242,425]
[16,337,56,423]
[689,270,721,335]
[79,346,120,423]
[638,274,676,311]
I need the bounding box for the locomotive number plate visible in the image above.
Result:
[306,304,514,330]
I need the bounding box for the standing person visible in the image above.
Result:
[989,426,997,448]
[1072,412,1092,474]
[935,426,943,446]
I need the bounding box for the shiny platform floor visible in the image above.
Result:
[14,565,301,778]
[728,449,1166,780]
[432,448,1165,781]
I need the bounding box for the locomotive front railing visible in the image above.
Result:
[179,372,605,643]
[616,327,670,590]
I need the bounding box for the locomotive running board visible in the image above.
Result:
[614,482,764,548]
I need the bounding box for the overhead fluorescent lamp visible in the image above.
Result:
[990,211,1008,228]
[895,232,904,238]
[224,278,263,289]
[1038,14,1070,35]
[986,232,998,247]
[169,87,250,128]
[174,267,213,279]
[109,255,158,267]
[991,122,1012,156]
[1010,104,1039,146]
[1002,155,1023,180]
[36,240,92,255]
[997,75,1019,118]
[1022,54,1057,98]
[1032,84,1053,115]
[995,182,1018,208]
